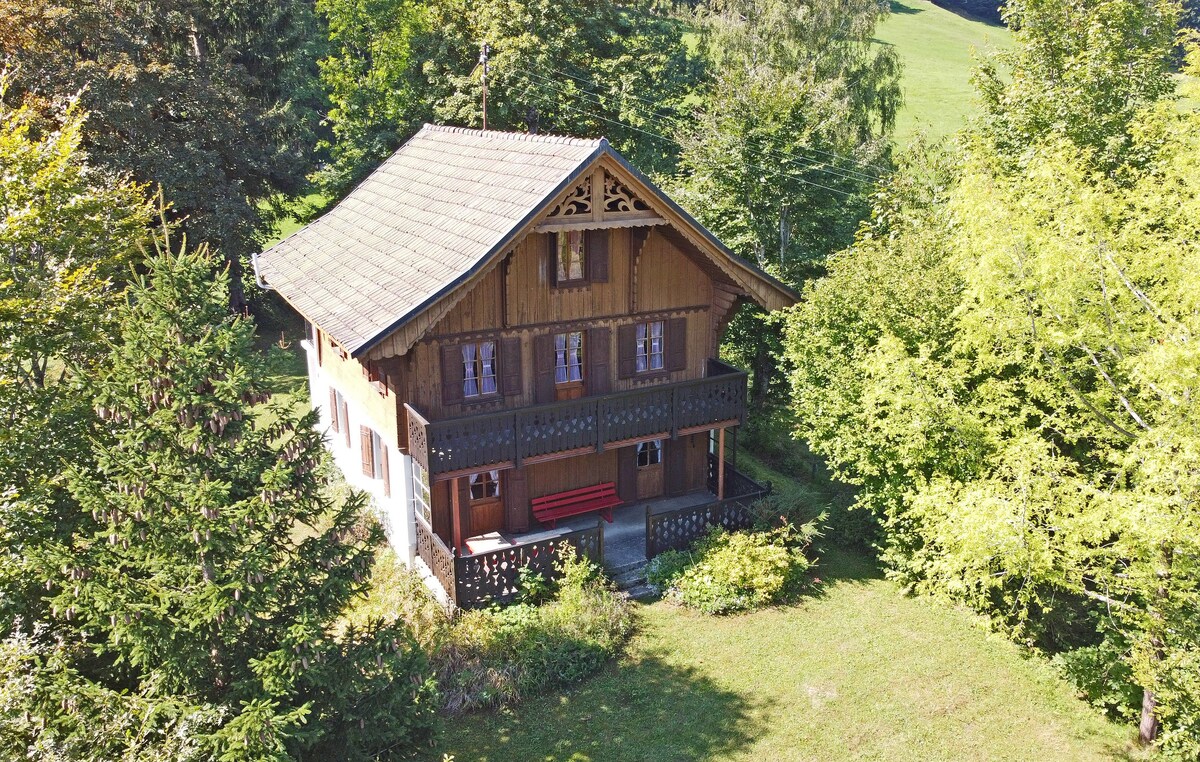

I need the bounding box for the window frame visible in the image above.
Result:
[462,340,499,400]
[554,230,588,286]
[412,460,432,527]
[554,331,585,386]
[635,320,665,374]
[468,470,501,502]
[637,439,663,468]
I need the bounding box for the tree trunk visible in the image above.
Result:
[1139,544,1173,747]
[228,254,249,314]
[1139,687,1159,745]
[751,340,772,406]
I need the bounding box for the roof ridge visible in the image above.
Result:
[420,122,605,148]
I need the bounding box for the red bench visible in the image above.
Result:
[531,482,622,528]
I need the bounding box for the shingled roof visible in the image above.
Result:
[256,124,797,357]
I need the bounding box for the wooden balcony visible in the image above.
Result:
[406,359,747,478]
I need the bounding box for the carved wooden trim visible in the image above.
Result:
[604,170,652,213]
[417,304,709,346]
[547,176,592,218]
[535,217,665,233]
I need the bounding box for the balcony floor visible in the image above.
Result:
[463,490,715,569]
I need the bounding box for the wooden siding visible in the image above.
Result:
[636,230,712,314]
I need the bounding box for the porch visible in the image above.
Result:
[414,457,768,608]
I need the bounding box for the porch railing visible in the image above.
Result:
[646,463,769,559]
[415,517,604,609]
[406,359,747,477]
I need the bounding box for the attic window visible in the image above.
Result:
[557,231,586,283]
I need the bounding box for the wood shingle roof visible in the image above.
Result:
[256,124,604,355]
[256,124,798,357]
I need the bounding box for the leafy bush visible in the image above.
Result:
[648,520,821,615]
[353,548,634,715]
[1053,640,1141,722]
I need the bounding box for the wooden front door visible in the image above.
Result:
[636,440,664,500]
[468,470,504,536]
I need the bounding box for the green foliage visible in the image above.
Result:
[786,29,1200,751]
[973,0,1180,170]
[0,82,151,630]
[1054,638,1142,722]
[0,0,326,306]
[317,0,702,191]
[5,242,439,760]
[437,549,634,712]
[648,521,820,615]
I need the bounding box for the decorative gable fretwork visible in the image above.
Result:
[542,166,662,230]
[603,171,651,214]
[548,175,592,217]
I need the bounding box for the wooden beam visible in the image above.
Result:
[451,476,467,551]
[717,428,726,500]
[534,217,665,233]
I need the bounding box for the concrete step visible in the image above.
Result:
[606,558,648,577]
[620,583,658,602]
[610,560,648,591]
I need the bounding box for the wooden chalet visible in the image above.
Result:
[255,125,798,607]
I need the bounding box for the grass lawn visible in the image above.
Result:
[428,455,1141,762]
[430,552,1138,762]
[876,0,1012,144]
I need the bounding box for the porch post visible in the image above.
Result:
[717,427,726,500]
[451,476,467,552]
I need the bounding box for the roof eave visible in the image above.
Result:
[599,146,800,309]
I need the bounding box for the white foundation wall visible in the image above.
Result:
[300,339,417,564]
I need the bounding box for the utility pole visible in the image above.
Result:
[479,42,490,131]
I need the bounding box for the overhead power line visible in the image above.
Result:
[543,65,889,179]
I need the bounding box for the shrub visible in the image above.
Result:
[1053,639,1141,722]
[355,549,634,715]
[651,520,821,615]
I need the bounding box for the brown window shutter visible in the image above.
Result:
[547,232,558,287]
[617,324,637,379]
[617,445,638,503]
[533,334,556,404]
[586,229,609,283]
[316,328,324,366]
[587,327,611,395]
[440,344,465,406]
[504,468,529,533]
[499,337,522,397]
[665,438,688,497]
[360,426,374,477]
[328,388,339,432]
[667,317,687,372]
[381,443,390,497]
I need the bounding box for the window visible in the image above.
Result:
[635,321,664,373]
[554,332,584,384]
[412,461,431,526]
[556,230,586,283]
[468,470,501,501]
[462,341,498,398]
[637,440,662,468]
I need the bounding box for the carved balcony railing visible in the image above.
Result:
[415,516,603,609]
[406,359,747,477]
[646,463,769,559]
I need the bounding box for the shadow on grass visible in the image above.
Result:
[889,0,923,13]
[427,649,769,762]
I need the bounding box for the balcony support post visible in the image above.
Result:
[717,427,726,500]
[451,476,469,553]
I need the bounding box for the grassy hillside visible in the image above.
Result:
[876,0,1013,143]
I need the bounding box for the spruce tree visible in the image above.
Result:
[38,237,437,759]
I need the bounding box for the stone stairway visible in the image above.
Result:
[607,558,656,601]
